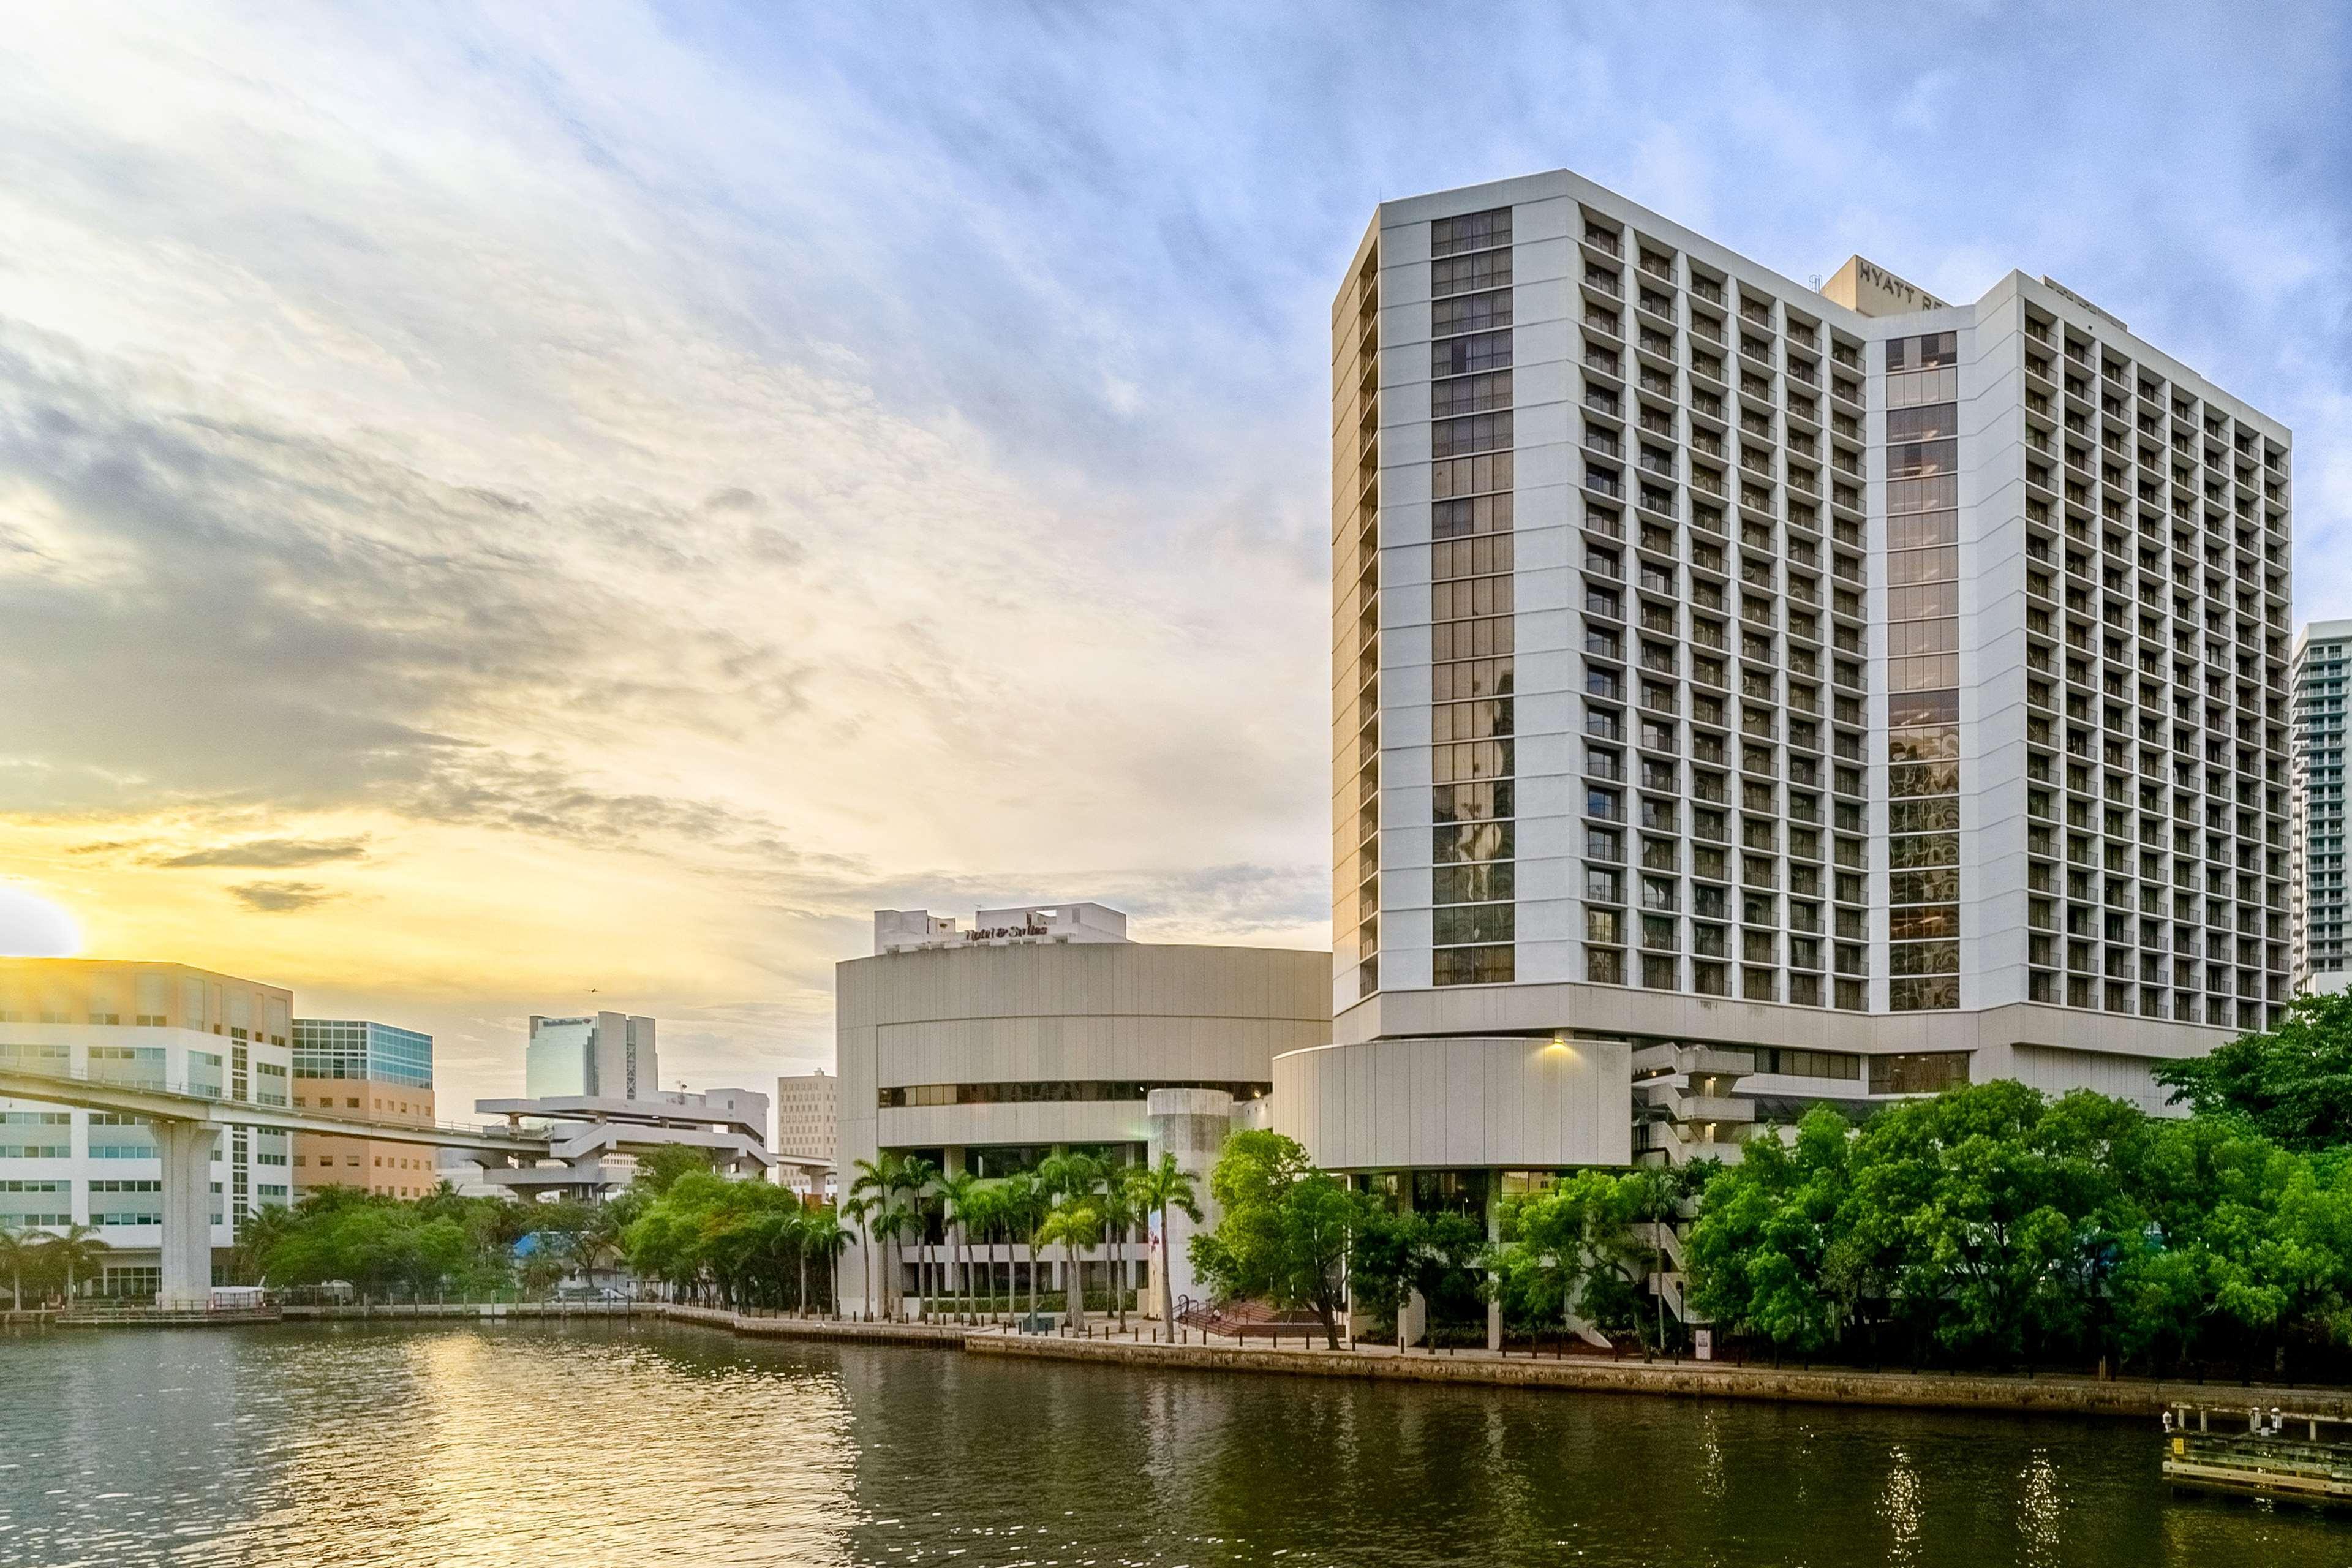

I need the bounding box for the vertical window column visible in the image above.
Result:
[1430,205,1515,986]
[1885,331,1961,1009]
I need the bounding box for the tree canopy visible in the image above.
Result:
[2154,990,2352,1151]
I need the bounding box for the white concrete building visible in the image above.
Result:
[525,1011,657,1102]
[2293,620,2352,995]
[461,1085,774,1202]
[835,904,1328,1318]
[1332,169,2293,1153]
[0,960,294,1298]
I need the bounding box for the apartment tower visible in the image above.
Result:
[1332,170,2292,1140]
[2292,620,2352,994]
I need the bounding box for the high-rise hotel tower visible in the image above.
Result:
[1331,170,2292,1133]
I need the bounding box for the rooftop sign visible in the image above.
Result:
[1823,255,1947,318]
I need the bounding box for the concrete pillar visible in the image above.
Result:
[1486,1173,1503,1352]
[156,1119,221,1308]
[1145,1088,1232,1321]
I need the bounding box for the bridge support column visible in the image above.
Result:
[157,1119,220,1308]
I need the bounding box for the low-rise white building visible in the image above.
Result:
[837,903,1329,1319]
[456,1086,774,1202]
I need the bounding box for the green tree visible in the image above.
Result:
[1490,1172,1653,1346]
[1039,1197,1102,1330]
[938,1170,984,1321]
[0,1224,31,1309]
[840,1193,878,1317]
[998,1172,1048,1320]
[802,1206,851,1317]
[2155,991,2352,1152]
[1188,1130,1357,1348]
[635,1143,718,1197]
[1686,1106,1855,1354]
[1096,1164,1141,1329]
[40,1223,110,1300]
[1127,1152,1203,1334]
[230,1202,302,1287]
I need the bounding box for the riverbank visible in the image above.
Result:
[75,1300,2352,1423]
[964,1327,2352,1422]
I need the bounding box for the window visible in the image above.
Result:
[1431,207,1511,257]
[1870,1050,1969,1093]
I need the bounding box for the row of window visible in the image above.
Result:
[877,1081,1273,1109]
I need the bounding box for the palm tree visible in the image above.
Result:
[1128,1152,1204,1336]
[938,1170,982,1321]
[842,1193,878,1320]
[953,1181,1000,1320]
[41,1223,109,1302]
[803,1207,851,1317]
[1095,1164,1141,1331]
[848,1154,907,1318]
[895,1156,940,1321]
[870,1200,921,1321]
[1000,1172,1047,1322]
[230,1202,300,1287]
[1035,1152,1099,1324]
[1039,1198,1103,1332]
[0,1224,30,1311]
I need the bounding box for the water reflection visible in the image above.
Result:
[3,1323,2351,1566]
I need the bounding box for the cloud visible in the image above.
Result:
[227,881,341,913]
[155,836,369,869]
[0,3,2342,1117]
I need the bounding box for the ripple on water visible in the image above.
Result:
[2,1324,2351,1567]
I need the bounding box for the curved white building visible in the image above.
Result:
[835,904,1328,1317]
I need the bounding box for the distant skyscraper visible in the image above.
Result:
[526,1012,658,1101]
[2293,621,2352,994]
[1332,168,2293,1137]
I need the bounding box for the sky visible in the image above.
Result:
[0,2,2346,1112]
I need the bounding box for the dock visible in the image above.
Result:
[2163,1402,2352,1506]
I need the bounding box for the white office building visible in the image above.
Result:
[1331,168,2293,1156]
[525,1011,658,1102]
[0,960,294,1297]
[2293,620,2352,995]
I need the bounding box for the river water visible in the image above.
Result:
[2,1322,2346,1567]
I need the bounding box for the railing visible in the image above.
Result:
[0,1058,545,1144]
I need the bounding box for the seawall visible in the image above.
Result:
[962,1330,2352,1423]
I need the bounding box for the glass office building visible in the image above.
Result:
[291,1019,434,1088]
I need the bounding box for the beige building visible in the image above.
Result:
[774,1069,836,1167]
[289,1019,439,1199]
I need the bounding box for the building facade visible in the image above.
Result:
[290,1019,439,1199]
[775,1068,837,1183]
[1333,169,2292,1146]
[0,959,294,1297]
[2293,620,2352,994]
[525,1012,658,1102]
[835,905,1329,1317]
[459,1086,774,1202]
